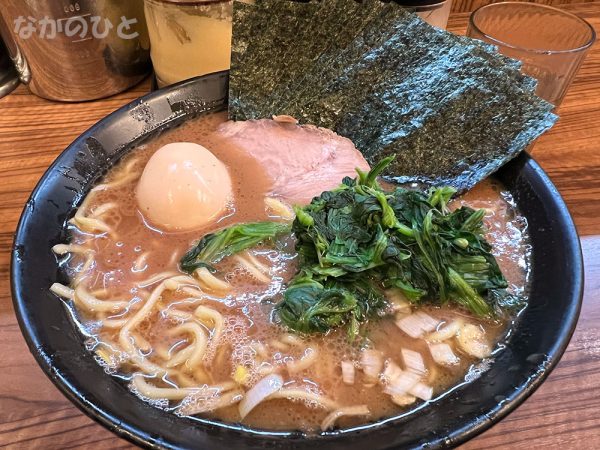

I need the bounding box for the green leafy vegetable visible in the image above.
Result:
[278,275,385,340]
[180,222,291,273]
[277,156,519,338]
[178,158,520,340]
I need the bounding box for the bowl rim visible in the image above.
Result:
[11,73,584,449]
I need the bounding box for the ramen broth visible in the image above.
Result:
[53,112,530,432]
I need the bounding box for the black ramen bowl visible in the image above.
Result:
[11,72,584,449]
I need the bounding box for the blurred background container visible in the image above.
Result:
[0,37,19,99]
[0,0,151,102]
[144,0,233,88]
[397,0,454,29]
[467,2,596,106]
[451,0,597,13]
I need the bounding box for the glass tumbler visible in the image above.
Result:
[467,2,596,107]
[144,0,233,88]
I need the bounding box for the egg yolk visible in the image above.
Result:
[136,142,233,232]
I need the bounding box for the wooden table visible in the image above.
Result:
[0,3,599,449]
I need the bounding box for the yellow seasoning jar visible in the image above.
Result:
[144,0,233,87]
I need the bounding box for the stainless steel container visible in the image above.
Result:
[0,37,19,99]
[0,0,151,101]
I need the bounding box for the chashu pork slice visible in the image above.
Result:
[216,119,370,205]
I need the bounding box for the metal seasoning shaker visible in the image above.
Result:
[0,0,151,102]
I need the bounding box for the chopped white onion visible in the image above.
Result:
[320,405,370,431]
[457,323,492,359]
[341,361,355,385]
[427,363,439,385]
[238,374,283,419]
[408,382,433,401]
[361,349,384,381]
[401,348,427,375]
[383,370,420,396]
[382,360,403,384]
[390,394,416,406]
[396,315,426,338]
[414,312,440,332]
[385,289,412,313]
[429,342,460,366]
[426,319,464,343]
[395,312,439,338]
[395,311,411,322]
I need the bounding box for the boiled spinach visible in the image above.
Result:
[277,156,518,338]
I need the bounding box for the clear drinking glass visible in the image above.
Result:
[467,2,596,107]
[144,0,233,88]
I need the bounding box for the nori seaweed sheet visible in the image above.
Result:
[229,0,557,191]
[230,0,321,120]
[275,0,395,115]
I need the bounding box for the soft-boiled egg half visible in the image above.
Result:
[136,142,233,232]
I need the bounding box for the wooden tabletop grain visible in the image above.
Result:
[1,3,599,449]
